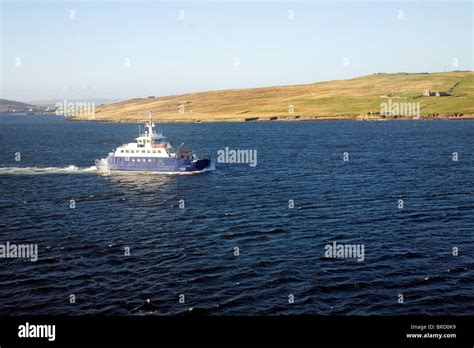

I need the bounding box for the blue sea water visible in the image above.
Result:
[0,114,473,315]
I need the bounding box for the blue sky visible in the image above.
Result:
[0,1,472,101]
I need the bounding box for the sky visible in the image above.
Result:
[0,0,472,102]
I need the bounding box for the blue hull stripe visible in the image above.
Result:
[96,157,211,172]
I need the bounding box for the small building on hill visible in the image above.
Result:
[423,89,435,96]
[423,89,450,97]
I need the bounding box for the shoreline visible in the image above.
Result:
[3,112,473,123]
[65,114,474,124]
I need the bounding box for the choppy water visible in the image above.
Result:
[0,114,473,315]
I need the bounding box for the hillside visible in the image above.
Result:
[0,98,53,113]
[71,71,474,122]
[0,99,35,112]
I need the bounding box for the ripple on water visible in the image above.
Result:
[0,117,473,315]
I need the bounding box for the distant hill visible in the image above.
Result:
[0,99,36,112]
[70,71,474,122]
[29,98,121,107]
[0,98,55,113]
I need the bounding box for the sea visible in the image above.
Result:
[0,114,473,315]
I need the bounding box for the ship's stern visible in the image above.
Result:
[95,157,110,171]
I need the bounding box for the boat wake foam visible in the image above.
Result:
[0,165,98,175]
[201,161,216,172]
[97,160,216,175]
[98,167,216,176]
[0,162,215,176]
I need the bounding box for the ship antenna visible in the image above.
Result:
[146,110,155,135]
[138,125,141,136]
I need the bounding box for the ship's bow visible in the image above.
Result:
[195,158,211,171]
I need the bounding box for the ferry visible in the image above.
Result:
[95,112,211,173]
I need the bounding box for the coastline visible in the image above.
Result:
[66,114,474,124]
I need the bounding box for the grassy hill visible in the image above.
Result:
[71,71,474,122]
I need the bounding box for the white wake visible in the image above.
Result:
[0,165,98,175]
[0,162,216,176]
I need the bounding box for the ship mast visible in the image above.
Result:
[146,110,155,136]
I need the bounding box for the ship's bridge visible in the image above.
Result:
[136,133,163,144]
[135,133,171,148]
[111,111,175,158]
